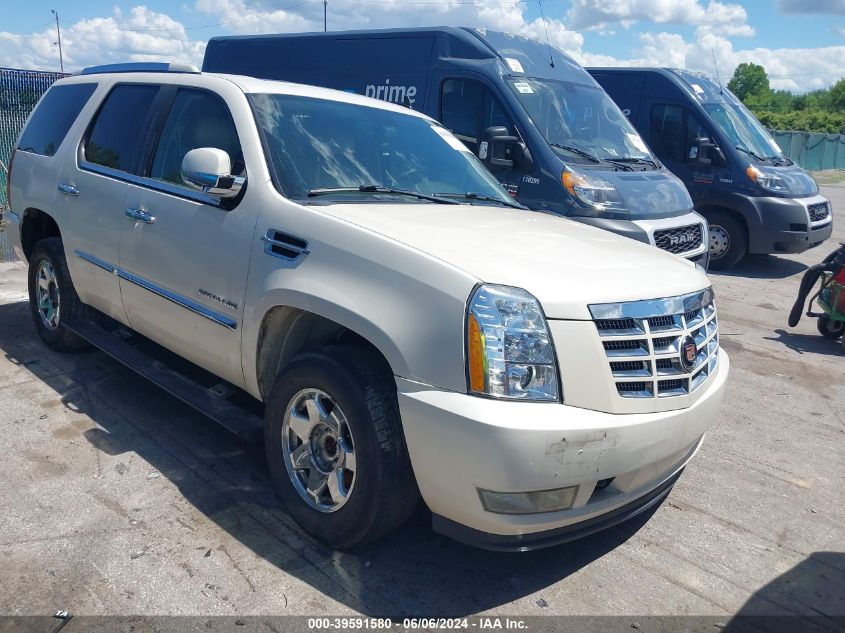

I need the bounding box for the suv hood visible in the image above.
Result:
[316,203,711,320]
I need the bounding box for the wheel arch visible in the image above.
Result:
[20,207,61,262]
[252,301,402,402]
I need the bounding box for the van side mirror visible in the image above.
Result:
[690,137,726,168]
[481,126,531,171]
[181,147,244,199]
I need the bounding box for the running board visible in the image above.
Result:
[67,320,263,443]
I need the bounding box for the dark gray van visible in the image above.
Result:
[203,28,709,265]
[590,67,833,269]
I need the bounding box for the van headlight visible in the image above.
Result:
[562,168,627,214]
[746,164,791,194]
[466,284,560,401]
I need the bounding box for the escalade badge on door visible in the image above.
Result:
[680,335,697,372]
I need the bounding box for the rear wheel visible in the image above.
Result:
[817,315,845,340]
[706,211,748,271]
[27,237,89,352]
[264,345,419,548]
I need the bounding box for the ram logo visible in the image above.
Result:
[668,231,696,246]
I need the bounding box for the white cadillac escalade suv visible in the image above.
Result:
[5,63,729,550]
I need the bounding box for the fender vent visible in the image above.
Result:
[261,229,309,262]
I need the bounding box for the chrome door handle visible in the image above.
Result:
[57,183,79,196]
[125,208,155,224]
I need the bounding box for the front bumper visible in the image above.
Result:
[746,193,833,255]
[397,349,729,549]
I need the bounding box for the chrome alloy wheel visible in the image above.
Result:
[282,388,357,512]
[36,259,61,330]
[709,224,730,260]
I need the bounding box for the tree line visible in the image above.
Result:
[727,62,845,135]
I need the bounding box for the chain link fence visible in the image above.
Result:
[1,67,68,261]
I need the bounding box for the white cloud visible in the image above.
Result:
[0,7,206,71]
[777,0,845,15]
[567,0,754,36]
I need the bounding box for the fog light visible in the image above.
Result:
[478,485,578,514]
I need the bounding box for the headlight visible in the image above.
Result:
[466,284,560,401]
[746,164,791,194]
[562,168,627,213]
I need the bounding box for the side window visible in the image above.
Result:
[441,79,518,156]
[85,84,159,173]
[685,111,710,159]
[650,104,712,164]
[150,89,243,186]
[17,83,97,157]
[441,79,483,153]
[649,103,685,163]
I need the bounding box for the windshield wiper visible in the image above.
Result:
[307,185,459,205]
[609,157,658,168]
[434,192,526,210]
[549,143,634,170]
[549,143,601,163]
[735,145,765,161]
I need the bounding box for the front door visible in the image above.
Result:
[645,101,729,205]
[119,87,255,387]
[439,77,524,197]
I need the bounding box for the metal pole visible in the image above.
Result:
[324,0,327,31]
[51,10,64,73]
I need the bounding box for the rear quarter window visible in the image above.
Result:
[17,83,97,157]
[84,84,160,174]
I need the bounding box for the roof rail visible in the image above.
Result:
[79,62,200,76]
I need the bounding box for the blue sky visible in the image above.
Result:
[2,0,844,92]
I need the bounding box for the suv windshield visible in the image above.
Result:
[250,93,515,206]
[704,102,784,161]
[507,78,654,165]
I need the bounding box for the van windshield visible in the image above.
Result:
[703,102,784,161]
[249,93,515,206]
[507,78,654,164]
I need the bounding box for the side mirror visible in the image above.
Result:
[690,137,726,168]
[181,147,244,199]
[481,126,529,170]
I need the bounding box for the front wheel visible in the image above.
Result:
[817,315,845,340]
[27,237,89,352]
[706,211,748,271]
[264,345,419,549]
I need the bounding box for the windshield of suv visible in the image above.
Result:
[507,78,655,165]
[249,93,515,206]
[704,102,784,160]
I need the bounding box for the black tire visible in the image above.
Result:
[264,345,419,549]
[27,237,90,352]
[706,211,748,271]
[817,315,845,340]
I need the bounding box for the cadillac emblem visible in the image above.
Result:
[679,335,697,373]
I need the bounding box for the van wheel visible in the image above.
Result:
[27,237,89,352]
[706,211,748,270]
[817,315,844,340]
[264,345,419,549]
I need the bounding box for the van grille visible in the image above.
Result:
[654,224,704,256]
[589,289,719,399]
[808,202,830,224]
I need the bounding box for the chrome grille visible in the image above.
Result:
[589,289,719,399]
[654,224,704,255]
[808,202,830,223]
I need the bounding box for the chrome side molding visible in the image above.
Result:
[73,250,237,330]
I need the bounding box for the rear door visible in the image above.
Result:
[63,82,162,322]
[118,85,256,387]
